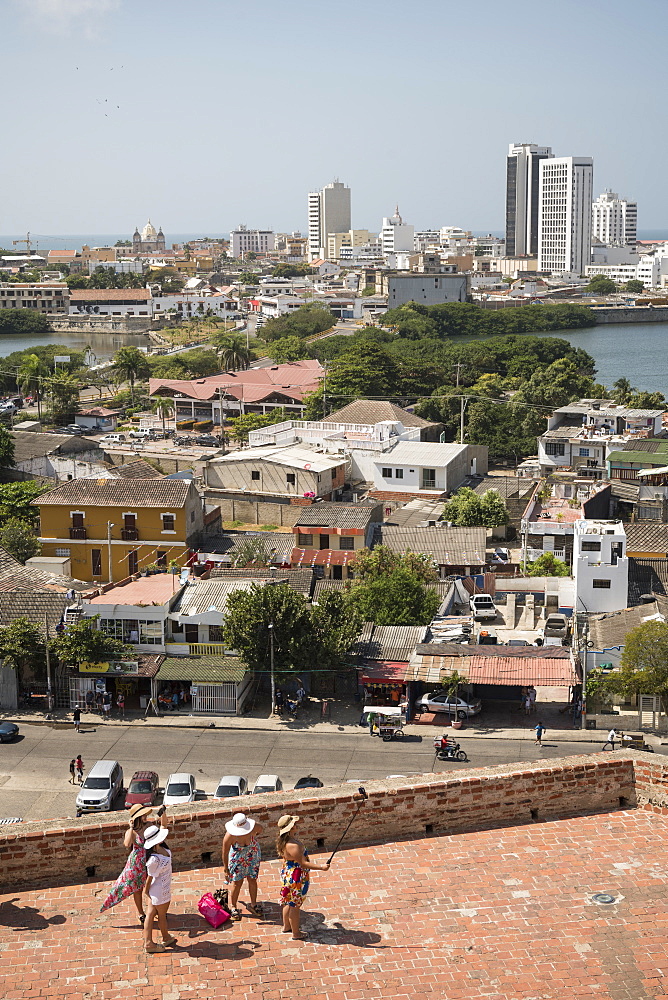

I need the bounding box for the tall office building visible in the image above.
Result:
[380,206,414,255]
[538,156,594,274]
[307,179,351,260]
[592,190,637,246]
[505,143,553,256]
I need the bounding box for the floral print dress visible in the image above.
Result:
[279,848,310,908]
[227,837,261,882]
[100,832,147,911]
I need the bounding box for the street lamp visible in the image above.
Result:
[268,622,275,715]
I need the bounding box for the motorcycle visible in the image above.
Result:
[433,736,468,762]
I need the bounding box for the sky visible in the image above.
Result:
[3,0,668,237]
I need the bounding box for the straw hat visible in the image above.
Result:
[225,812,256,836]
[128,803,154,821]
[277,814,300,835]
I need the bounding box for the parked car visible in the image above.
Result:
[491,547,511,563]
[470,594,497,621]
[100,433,126,444]
[415,691,482,719]
[0,722,19,743]
[213,775,248,799]
[252,774,283,794]
[163,772,196,805]
[294,775,323,790]
[506,638,530,646]
[124,770,160,809]
[128,428,153,440]
[195,434,220,447]
[65,424,84,436]
[0,402,17,415]
[75,759,124,813]
[544,613,569,639]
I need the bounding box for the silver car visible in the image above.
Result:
[213,775,248,799]
[415,692,482,719]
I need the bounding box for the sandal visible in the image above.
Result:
[230,907,242,921]
[139,914,146,926]
[145,942,165,953]
[248,902,264,916]
[162,935,178,947]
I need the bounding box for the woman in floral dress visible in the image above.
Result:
[100,804,167,923]
[222,813,264,920]
[276,814,329,940]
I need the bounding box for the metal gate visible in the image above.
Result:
[191,682,237,715]
[69,677,96,710]
[639,694,660,729]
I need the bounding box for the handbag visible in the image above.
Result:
[198,892,230,928]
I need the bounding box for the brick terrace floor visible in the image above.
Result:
[2,809,668,1000]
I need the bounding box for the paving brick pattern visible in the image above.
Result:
[1,808,668,1000]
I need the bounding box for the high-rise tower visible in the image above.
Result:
[505,143,553,256]
[307,180,351,260]
[538,156,593,274]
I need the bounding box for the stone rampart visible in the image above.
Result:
[0,753,646,892]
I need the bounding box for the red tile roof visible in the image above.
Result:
[149,359,324,403]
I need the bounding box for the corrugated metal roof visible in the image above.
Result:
[375,441,467,466]
[157,656,247,682]
[407,649,578,686]
[353,624,427,662]
[201,532,294,563]
[628,557,668,605]
[207,567,314,594]
[209,445,343,473]
[174,579,256,616]
[295,503,382,529]
[377,525,487,566]
[588,596,668,648]
[625,523,668,552]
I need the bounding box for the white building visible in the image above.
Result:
[307,180,351,260]
[573,520,628,614]
[591,190,637,246]
[506,143,554,257]
[153,291,238,318]
[230,226,276,258]
[538,156,593,275]
[380,206,414,256]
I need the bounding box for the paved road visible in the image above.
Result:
[0,723,649,823]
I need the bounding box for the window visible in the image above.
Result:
[162,514,175,532]
[91,549,102,576]
[71,512,84,528]
[395,469,404,479]
[339,537,354,550]
[286,473,296,485]
[592,580,611,589]
[251,471,260,481]
[208,625,224,642]
[128,550,138,575]
[579,448,590,457]
[298,532,313,547]
[156,551,167,567]
[382,468,392,478]
[55,547,70,558]
[545,442,565,456]
[581,540,601,551]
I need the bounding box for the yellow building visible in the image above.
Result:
[36,479,204,584]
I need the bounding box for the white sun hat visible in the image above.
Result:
[225,812,256,836]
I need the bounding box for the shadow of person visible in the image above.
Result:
[0,898,67,931]
[301,911,385,948]
[184,937,262,961]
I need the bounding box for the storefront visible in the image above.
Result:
[67,656,161,711]
[156,655,252,716]
[359,662,409,713]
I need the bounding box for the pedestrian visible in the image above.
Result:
[85,689,94,714]
[275,688,284,715]
[100,803,168,925]
[102,691,111,718]
[73,706,81,732]
[75,755,84,783]
[116,691,125,719]
[524,694,532,716]
[368,712,376,737]
[534,722,545,747]
[143,822,177,953]
[528,686,537,713]
[69,758,76,784]
[95,691,103,714]
[296,683,306,704]
[222,812,264,920]
[276,814,330,941]
[603,727,619,750]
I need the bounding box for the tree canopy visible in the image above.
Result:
[0,618,46,686]
[0,518,40,563]
[230,408,288,442]
[609,620,668,704]
[526,552,570,577]
[443,487,509,527]
[260,304,335,342]
[586,275,617,295]
[50,616,131,668]
[0,481,48,528]
[348,568,440,626]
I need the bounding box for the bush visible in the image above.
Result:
[193,420,213,431]
[177,419,195,429]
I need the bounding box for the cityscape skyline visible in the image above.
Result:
[3,0,667,233]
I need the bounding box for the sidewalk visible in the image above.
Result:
[3,701,661,745]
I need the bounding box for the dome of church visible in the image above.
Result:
[390,205,403,225]
[141,219,157,240]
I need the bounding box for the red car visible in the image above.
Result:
[124,770,160,809]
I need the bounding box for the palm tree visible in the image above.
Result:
[612,377,636,404]
[18,354,46,421]
[151,396,175,437]
[111,346,150,405]
[213,334,251,371]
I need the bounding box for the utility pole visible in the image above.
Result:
[453,362,464,387]
[107,521,114,583]
[268,623,275,714]
[44,615,53,716]
[322,362,327,420]
[459,396,468,444]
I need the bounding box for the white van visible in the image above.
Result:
[128,428,153,440]
[76,759,124,814]
[100,433,126,445]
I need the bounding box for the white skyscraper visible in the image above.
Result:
[307,180,351,260]
[380,206,414,255]
[538,156,593,274]
[505,143,553,257]
[592,190,637,246]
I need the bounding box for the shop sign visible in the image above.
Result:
[79,660,139,675]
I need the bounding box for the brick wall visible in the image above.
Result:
[0,753,644,892]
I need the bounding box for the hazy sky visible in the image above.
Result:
[3,0,667,236]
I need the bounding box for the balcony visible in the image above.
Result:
[121,527,139,541]
[69,527,87,539]
[164,642,228,656]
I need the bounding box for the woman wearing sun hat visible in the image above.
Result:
[143,821,177,953]
[99,803,168,923]
[222,813,264,920]
[276,814,330,940]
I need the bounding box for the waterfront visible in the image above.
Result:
[0,329,148,363]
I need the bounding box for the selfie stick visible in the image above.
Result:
[327,786,368,864]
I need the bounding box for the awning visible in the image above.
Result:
[291,547,355,567]
[406,651,578,687]
[360,662,407,684]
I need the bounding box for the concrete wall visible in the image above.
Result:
[48,315,166,333]
[591,306,668,324]
[0,753,642,891]
[204,493,310,527]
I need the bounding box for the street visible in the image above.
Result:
[0,722,647,823]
